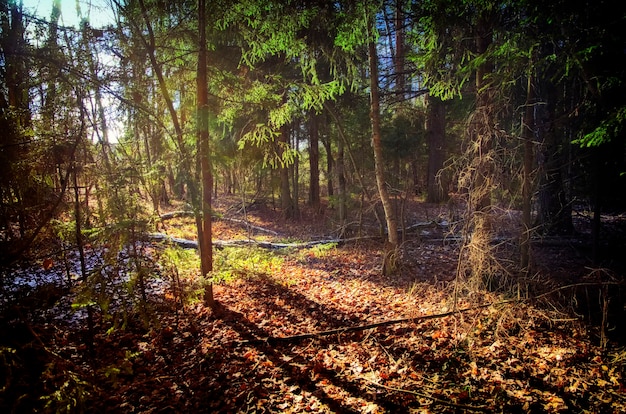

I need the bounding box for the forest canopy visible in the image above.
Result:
[2,0,624,263]
[1,0,626,412]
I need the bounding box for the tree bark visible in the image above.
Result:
[337,126,347,227]
[309,111,321,211]
[322,133,334,198]
[368,22,399,273]
[426,94,447,203]
[279,124,294,218]
[136,0,198,204]
[520,70,535,271]
[394,0,405,100]
[197,0,215,309]
[535,81,573,235]
[291,120,300,218]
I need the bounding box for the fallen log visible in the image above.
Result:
[159,210,195,220]
[147,232,347,250]
[147,233,199,249]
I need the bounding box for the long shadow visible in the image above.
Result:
[296,239,460,290]
[214,276,409,412]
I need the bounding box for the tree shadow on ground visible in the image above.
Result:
[211,276,411,412]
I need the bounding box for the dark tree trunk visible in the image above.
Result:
[292,121,300,218]
[394,0,405,99]
[279,124,294,219]
[309,111,321,211]
[426,94,447,203]
[337,130,347,226]
[535,82,573,235]
[520,71,535,271]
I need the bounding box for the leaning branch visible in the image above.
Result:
[238,300,514,345]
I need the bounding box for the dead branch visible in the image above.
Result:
[160,211,281,236]
[366,380,488,412]
[221,218,280,236]
[238,301,511,345]
[235,280,626,346]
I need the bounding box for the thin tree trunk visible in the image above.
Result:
[337,127,347,228]
[73,161,94,357]
[368,22,399,273]
[322,135,334,198]
[136,0,197,203]
[292,120,300,218]
[309,112,321,211]
[324,101,384,231]
[520,70,535,271]
[279,124,294,218]
[535,81,573,235]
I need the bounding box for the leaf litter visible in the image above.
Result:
[2,200,626,413]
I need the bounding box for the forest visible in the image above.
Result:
[1,0,626,412]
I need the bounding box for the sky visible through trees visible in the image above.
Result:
[1,0,626,412]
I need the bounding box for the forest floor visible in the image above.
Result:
[2,196,626,413]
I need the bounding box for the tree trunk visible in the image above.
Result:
[136,0,197,204]
[426,94,446,203]
[73,161,94,356]
[197,0,215,309]
[292,120,300,218]
[337,127,347,228]
[465,13,495,281]
[309,111,321,211]
[368,23,399,274]
[535,82,573,235]
[520,71,535,271]
[322,134,334,198]
[279,124,294,218]
[394,0,405,100]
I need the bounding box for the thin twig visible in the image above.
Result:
[366,380,489,412]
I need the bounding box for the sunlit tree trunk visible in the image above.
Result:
[292,120,300,218]
[72,158,94,356]
[322,135,334,198]
[79,21,114,185]
[197,0,215,309]
[368,21,399,274]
